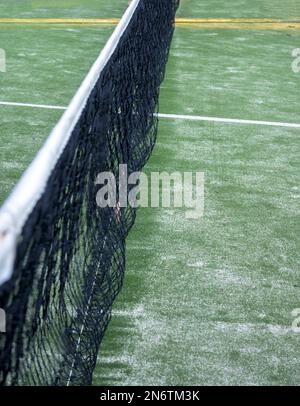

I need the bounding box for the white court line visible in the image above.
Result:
[157,113,300,129]
[0,101,67,110]
[0,101,300,128]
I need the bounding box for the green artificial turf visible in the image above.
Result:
[0,0,299,386]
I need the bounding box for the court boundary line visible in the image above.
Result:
[1,18,300,30]
[157,113,300,129]
[0,101,67,110]
[0,101,300,129]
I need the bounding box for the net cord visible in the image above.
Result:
[0,0,140,285]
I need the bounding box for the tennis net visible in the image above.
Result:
[0,0,179,386]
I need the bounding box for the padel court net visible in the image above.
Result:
[0,0,179,386]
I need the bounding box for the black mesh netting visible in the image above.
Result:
[0,0,179,386]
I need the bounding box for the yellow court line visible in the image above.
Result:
[176,22,300,29]
[0,17,300,23]
[1,18,300,30]
[1,23,300,30]
[0,24,115,28]
[0,18,120,23]
[176,18,300,23]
